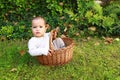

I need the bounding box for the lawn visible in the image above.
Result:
[0,37,120,80]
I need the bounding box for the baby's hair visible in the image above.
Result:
[32,16,50,28]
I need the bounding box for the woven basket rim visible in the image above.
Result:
[56,37,74,50]
[37,37,74,57]
[36,37,74,66]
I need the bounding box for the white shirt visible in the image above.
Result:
[28,33,50,56]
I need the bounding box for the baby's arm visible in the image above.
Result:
[28,38,49,56]
[28,46,49,56]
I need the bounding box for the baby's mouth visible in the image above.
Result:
[36,32,40,34]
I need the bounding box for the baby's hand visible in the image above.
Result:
[47,49,55,56]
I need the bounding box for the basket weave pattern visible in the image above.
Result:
[36,37,74,66]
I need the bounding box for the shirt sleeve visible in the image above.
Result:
[28,45,49,56]
[28,37,49,56]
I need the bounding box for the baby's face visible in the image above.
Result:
[31,19,47,37]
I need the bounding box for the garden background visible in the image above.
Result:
[0,0,120,80]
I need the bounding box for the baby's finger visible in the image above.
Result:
[48,52,52,56]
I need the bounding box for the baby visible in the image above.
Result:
[28,16,65,56]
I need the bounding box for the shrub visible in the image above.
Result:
[0,0,120,38]
[103,3,120,36]
[0,25,14,39]
[0,25,32,40]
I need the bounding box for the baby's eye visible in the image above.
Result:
[33,26,37,28]
[40,26,43,28]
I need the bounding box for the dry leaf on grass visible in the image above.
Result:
[94,42,100,46]
[19,50,25,56]
[68,24,73,28]
[82,39,87,42]
[59,2,64,6]
[88,26,96,31]
[10,68,17,72]
[60,16,64,19]
[63,23,67,27]
[104,37,113,44]
[87,37,91,40]
[114,38,120,41]
[74,33,80,36]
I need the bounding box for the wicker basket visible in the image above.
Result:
[36,37,74,66]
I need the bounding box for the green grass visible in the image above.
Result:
[0,38,120,80]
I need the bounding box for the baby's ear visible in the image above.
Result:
[46,24,50,29]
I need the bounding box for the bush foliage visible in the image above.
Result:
[0,0,120,39]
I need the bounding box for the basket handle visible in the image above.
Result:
[49,27,59,50]
[49,31,54,50]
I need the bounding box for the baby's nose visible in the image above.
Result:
[36,27,40,30]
